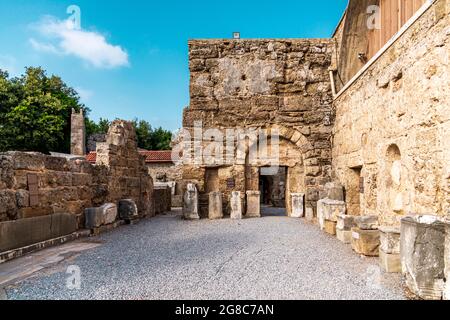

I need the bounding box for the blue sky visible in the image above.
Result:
[0,0,348,131]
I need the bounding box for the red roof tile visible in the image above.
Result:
[86,150,173,164]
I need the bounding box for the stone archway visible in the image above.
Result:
[242,125,313,217]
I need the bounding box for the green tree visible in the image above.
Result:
[132,119,153,150]
[0,67,85,153]
[151,127,173,150]
[86,117,110,137]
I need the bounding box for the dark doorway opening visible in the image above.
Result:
[259,167,287,217]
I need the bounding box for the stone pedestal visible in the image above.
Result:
[230,191,242,220]
[401,215,446,300]
[336,214,356,244]
[379,226,401,273]
[317,199,346,231]
[246,191,261,218]
[324,220,337,236]
[351,227,380,257]
[183,184,199,220]
[208,192,223,220]
[290,193,305,218]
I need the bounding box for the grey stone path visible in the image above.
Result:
[3,210,405,300]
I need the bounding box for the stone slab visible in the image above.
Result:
[246,191,261,218]
[445,222,450,300]
[0,213,77,253]
[230,191,242,220]
[290,193,305,218]
[208,192,223,220]
[379,250,401,273]
[183,184,199,220]
[118,199,139,220]
[351,227,380,257]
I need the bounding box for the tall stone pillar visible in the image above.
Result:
[246,191,261,218]
[290,193,305,218]
[183,184,199,220]
[70,109,86,156]
[208,192,223,220]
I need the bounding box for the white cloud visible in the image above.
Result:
[30,16,129,69]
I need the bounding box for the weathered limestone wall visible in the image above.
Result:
[0,152,96,224]
[183,39,334,216]
[332,0,450,225]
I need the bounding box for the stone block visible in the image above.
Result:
[379,250,401,273]
[336,214,356,231]
[0,213,77,252]
[351,227,380,257]
[85,203,118,229]
[317,199,346,230]
[230,191,242,220]
[401,215,446,300]
[355,215,379,230]
[324,220,337,236]
[379,226,401,255]
[246,191,261,218]
[208,192,223,220]
[290,193,305,218]
[183,183,199,220]
[336,229,352,244]
[118,199,138,220]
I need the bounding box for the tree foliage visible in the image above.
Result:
[0,67,84,153]
[0,67,174,153]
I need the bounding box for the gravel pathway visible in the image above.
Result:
[5,210,405,300]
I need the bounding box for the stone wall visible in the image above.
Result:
[96,120,154,217]
[332,0,450,225]
[182,39,334,216]
[0,120,156,252]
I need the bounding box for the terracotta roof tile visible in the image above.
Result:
[86,150,173,164]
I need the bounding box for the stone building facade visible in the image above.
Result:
[182,39,334,217]
[181,0,449,223]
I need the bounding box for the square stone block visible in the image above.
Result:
[379,226,401,254]
[379,250,401,273]
[351,227,380,257]
[336,229,352,244]
[324,220,337,236]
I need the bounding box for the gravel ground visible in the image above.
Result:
[5,210,405,300]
